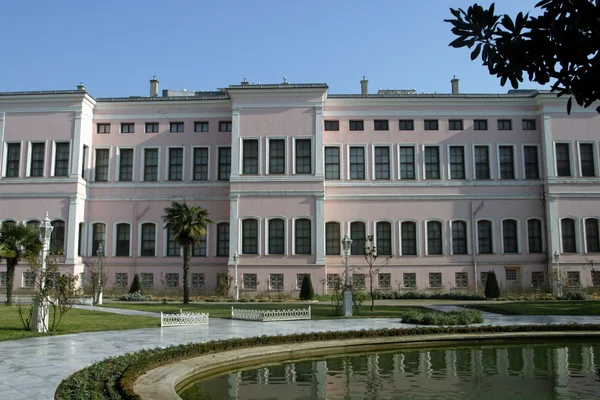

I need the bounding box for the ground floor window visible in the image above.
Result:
[166,273,179,288]
[269,273,284,290]
[192,273,205,288]
[0,271,6,287]
[352,274,365,289]
[429,272,442,288]
[403,273,416,288]
[378,273,391,289]
[327,274,341,290]
[566,271,580,288]
[23,271,35,288]
[480,272,489,286]
[506,269,517,281]
[592,271,600,287]
[296,273,309,290]
[141,273,154,289]
[531,271,545,288]
[115,273,128,288]
[455,272,468,288]
[243,273,257,290]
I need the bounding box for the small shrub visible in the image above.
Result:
[129,274,142,294]
[401,309,483,325]
[299,275,315,300]
[119,291,144,301]
[484,271,501,299]
[559,291,586,301]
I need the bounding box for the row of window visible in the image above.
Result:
[96,121,232,134]
[0,220,65,253]
[324,118,536,132]
[3,142,70,178]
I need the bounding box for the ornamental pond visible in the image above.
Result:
[179,341,600,400]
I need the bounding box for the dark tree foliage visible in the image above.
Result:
[299,275,315,301]
[129,274,142,294]
[484,271,501,299]
[445,0,600,113]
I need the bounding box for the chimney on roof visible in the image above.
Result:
[76,82,86,91]
[360,76,368,95]
[451,75,459,94]
[150,76,159,97]
[241,78,249,86]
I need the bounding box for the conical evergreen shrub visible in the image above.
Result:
[484,271,500,299]
[299,274,314,300]
[129,273,142,294]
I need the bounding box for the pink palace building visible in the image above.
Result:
[1,77,599,295]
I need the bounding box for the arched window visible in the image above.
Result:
[527,219,543,253]
[115,223,130,257]
[242,219,258,254]
[295,219,311,255]
[140,223,156,257]
[585,218,600,253]
[92,223,106,256]
[376,221,392,256]
[166,226,179,257]
[427,221,443,255]
[502,219,519,253]
[350,221,365,255]
[216,223,230,257]
[452,221,467,255]
[268,219,285,255]
[26,220,40,231]
[401,221,417,255]
[50,221,65,254]
[325,222,340,255]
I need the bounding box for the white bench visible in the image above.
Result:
[160,310,209,327]
[231,306,311,322]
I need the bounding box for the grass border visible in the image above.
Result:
[55,323,600,400]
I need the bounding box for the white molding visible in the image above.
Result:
[500,217,521,254]
[373,219,395,256]
[422,143,443,180]
[190,145,210,181]
[315,196,325,264]
[93,146,112,182]
[323,194,540,201]
[292,136,314,176]
[496,143,518,180]
[447,144,467,180]
[582,217,600,254]
[398,219,420,256]
[116,146,135,182]
[576,140,599,178]
[314,105,324,178]
[475,218,496,255]
[559,216,581,254]
[449,219,470,255]
[397,143,419,181]
[424,219,446,256]
[228,196,239,262]
[229,109,240,179]
[265,216,287,256]
[371,143,393,180]
[322,110,539,117]
[230,190,324,197]
[266,136,288,175]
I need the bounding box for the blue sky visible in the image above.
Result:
[1,0,544,97]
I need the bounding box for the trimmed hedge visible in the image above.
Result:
[55,324,600,400]
[372,291,485,301]
[400,310,483,325]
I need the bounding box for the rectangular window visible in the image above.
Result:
[399,146,415,179]
[474,119,488,130]
[192,236,207,257]
[480,272,489,287]
[585,219,600,253]
[145,123,159,133]
[567,271,580,288]
[449,146,465,179]
[54,142,70,177]
[579,143,596,177]
[242,219,258,254]
[121,123,134,133]
[192,273,205,288]
[449,119,463,130]
[77,222,84,256]
[270,274,284,290]
[30,143,45,177]
[170,122,184,133]
[327,274,341,290]
[592,271,600,287]
[295,219,311,255]
[166,273,179,288]
[269,139,285,174]
[0,271,6,288]
[219,121,232,132]
[378,273,391,289]
[506,269,517,281]
[403,273,416,288]
[474,146,490,179]
[427,221,443,255]
[295,139,311,174]
[424,146,440,179]
[352,274,365,289]
[143,148,158,181]
[527,219,543,253]
[116,224,130,257]
[194,121,209,132]
[349,120,364,131]
[532,271,545,288]
[429,272,442,288]
[374,146,390,179]
[555,143,571,177]
[350,222,365,255]
[217,223,229,256]
[96,123,110,134]
[376,222,392,256]
[561,219,577,253]
[374,120,389,131]
[524,146,540,179]
[499,146,515,179]
[141,273,154,288]
[268,219,285,255]
[81,145,88,179]
[166,227,179,256]
[401,222,417,255]
[452,221,468,255]
[242,139,259,174]
[324,120,339,131]
[503,220,518,253]
[325,222,340,255]
[5,143,21,177]
[141,224,156,256]
[498,119,512,130]
[193,148,208,180]
[118,149,133,181]
[168,148,183,180]
[424,120,439,130]
[95,149,109,182]
[218,147,231,181]
[455,272,469,288]
[349,147,365,179]
[522,119,536,130]
[324,147,340,179]
[399,120,414,131]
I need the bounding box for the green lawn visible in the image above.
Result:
[101,302,421,319]
[468,301,600,315]
[0,305,159,342]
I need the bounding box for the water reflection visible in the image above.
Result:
[180,342,600,400]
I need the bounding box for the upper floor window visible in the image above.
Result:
[194,121,209,132]
[170,122,184,133]
[399,146,415,179]
[92,223,106,256]
[96,123,110,134]
[118,148,133,182]
[527,219,543,253]
[499,146,515,180]
[449,119,463,130]
[350,221,365,255]
[424,120,439,131]
[269,139,285,174]
[324,147,340,179]
[374,146,390,179]
[121,123,134,133]
[399,120,414,131]
[424,146,440,179]
[401,221,417,255]
[555,143,571,177]
[374,120,389,131]
[474,146,490,179]
[324,121,339,131]
[561,218,577,253]
[579,143,596,177]
[141,223,156,256]
[54,142,70,177]
[268,219,285,255]
[5,143,21,177]
[218,147,231,181]
[219,121,232,132]
[524,146,540,179]
[376,221,392,255]
[474,119,488,130]
[145,122,159,133]
[498,119,512,130]
[502,219,519,253]
[192,148,208,181]
[585,218,600,253]
[349,147,365,180]
[295,219,311,255]
[477,220,493,254]
[30,143,45,177]
[325,222,340,255]
[295,139,311,174]
[242,219,258,254]
[452,221,468,254]
[143,148,158,181]
[168,148,183,181]
[217,223,230,256]
[427,221,443,255]
[522,119,536,130]
[50,221,65,254]
[116,223,131,257]
[95,149,109,182]
[449,146,465,179]
[242,139,259,175]
[349,120,364,131]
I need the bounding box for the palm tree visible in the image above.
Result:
[162,201,213,304]
[0,223,43,305]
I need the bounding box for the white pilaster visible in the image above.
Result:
[542,115,555,179]
[315,194,325,265]
[230,108,240,179]
[314,105,324,178]
[70,111,83,177]
[545,195,560,257]
[65,195,84,264]
[0,112,5,179]
[228,194,239,264]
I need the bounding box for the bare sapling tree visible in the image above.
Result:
[364,235,391,311]
[85,261,109,305]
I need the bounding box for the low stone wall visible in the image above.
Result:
[161,310,209,327]
[231,306,311,322]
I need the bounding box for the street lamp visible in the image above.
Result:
[341,234,353,317]
[233,251,239,301]
[96,243,105,305]
[33,212,53,333]
[553,250,562,297]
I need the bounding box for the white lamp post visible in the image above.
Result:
[96,243,105,305]
[341,234,353,317]
[233,251,239,301]
[553,250,562,297]
[33,212,53,333]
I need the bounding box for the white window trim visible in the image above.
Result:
[215,219,231,257]
[324,219,344,256]
[576,140,599,178]
[266,137,289,175]
[346,144,368,180]
[373,219,395,256]
[265,216,288,255]
[447,144,468,180]
[521,143,541,180]
[239,137,262,175]
[500,217,521,254]
[292,136,314,175]
[559,216,581,254]
[93,146,112,182]
[497,118,513,131]
[582,217,600,254]
[165,146,185,181]
[81,144,90,181]
[239,216,261,255]
[292,216,314,256]
[138,221,158,257]
[496,144,518,180]
[190,145,211,181]
[0,218,18,226]
[163,223,182,258]
[422,144,443,180]
[371,143,394,180]
[215,145,232,181]
[120,122,135,134]
[88,221,108,257]
[112,221,132,257]
[525,217,545,254]
[397,143,419,181]
[116,147,135,182]
[553,141,575,177]
[475,219,496,254]
[191,228,209,258]
[140,146,161,182]
[346,220,370,239]
[51,140,72,177]
[26,140,47,177]
[323,143,342,180]
[424,219,446,256]
[472,144,493,180]
[449,219,470,255]
[3,141,24,178]
[268,273,285,290]
[398,219,420,256]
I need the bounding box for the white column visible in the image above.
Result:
[314,105,324,178]
[70,111,83,178]
[0,112,5,179]
[546,196,560,256]
[230,108,240,179]
[315,194,325,265]
[65,196,83,264]
[542,115,555,179]
[228,194,239,263]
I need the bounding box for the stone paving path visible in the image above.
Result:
[2,306,600,399]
